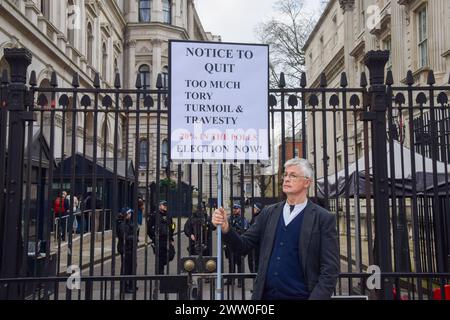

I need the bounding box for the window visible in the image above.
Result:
[294,148,299,158]
[67,0,75,46]
[139,0,151,23]
[139,139,149,168]
[41,0,50,19]
[161,139,169,169]
[383,38,392,71]
[102,42,107,81]
[163,0,172,24]
[417,6,428,68]
[139,65,151,90]
[87,23,93,64]
[162,65,169,89]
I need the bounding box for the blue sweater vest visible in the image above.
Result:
[263,210,309,300]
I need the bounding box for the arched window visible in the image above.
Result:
[87,23,93,64]
[139,0,151,23]
[162,0,171,24]
[161,139,168,169]
[139,64,151,90]
[139,139,149,168]
[67,0,75,46]
[102,42,107,81]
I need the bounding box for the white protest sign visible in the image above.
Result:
[169,41,269,163]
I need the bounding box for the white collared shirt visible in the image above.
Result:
[283,200,308,226]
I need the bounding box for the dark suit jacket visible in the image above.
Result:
[223,200,339,300]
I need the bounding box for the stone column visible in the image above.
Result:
[152,0,162,23]
[94,17,100,70]
[152,39,162,88]
[108,37,114,84]
[59,0,66,35]
[429,0,446,76]
[445,1,450,55]
[390,1,405,83]
[125,0,138,23]
[79,0,86,54]
[187,0,194,38]
[173,0,181,26]
[339,0,356,86]
[126,40,137,89]
[183,0,188,30]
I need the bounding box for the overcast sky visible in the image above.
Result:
[194,0,323,44]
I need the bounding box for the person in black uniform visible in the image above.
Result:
[184,204,215,256]
[147,200,175,274]
[117,207,138,294]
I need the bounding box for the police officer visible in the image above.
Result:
[147,200,175,274]
[117,207,138,294]
[184,203,215,256]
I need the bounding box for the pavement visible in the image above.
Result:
[40,210,389,300]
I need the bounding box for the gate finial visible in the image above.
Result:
[50,71,58,87]
[29,70,37,87]
[114,72,121,89]
[427,70,435,86]
[278,72,286,88]
[135,73,142,89]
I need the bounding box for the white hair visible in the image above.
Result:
[284,158,314,179]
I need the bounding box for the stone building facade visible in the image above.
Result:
[0,0,233,208]
[304,0,450,178]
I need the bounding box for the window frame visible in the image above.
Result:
[139,64,151,90]
[161,139,169,169]
[162,0,172,24]
[139,0,151,23]
[139,139,149,169]
[417,5,428,68]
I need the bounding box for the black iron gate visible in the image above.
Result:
[0,48,449,300]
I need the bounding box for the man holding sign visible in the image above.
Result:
[212,158,339,300]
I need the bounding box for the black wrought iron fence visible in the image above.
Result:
[0,48,449,300]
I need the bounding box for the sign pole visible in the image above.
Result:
[216,163,223,300]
